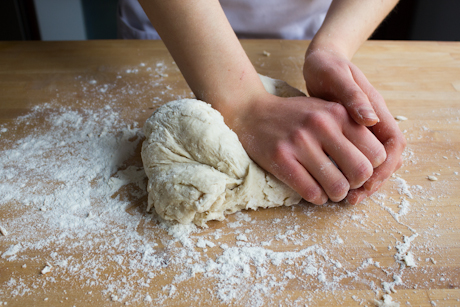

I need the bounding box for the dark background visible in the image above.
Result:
[1,0,459,41]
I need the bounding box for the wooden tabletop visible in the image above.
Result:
[0,40,459,307]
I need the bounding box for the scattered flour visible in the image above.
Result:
[392,176,413,199]
[374,294,400,307]
[394,234,419,268]
[395,115,408,121]
[1,244,22,260]
[0,226,7,236]
[0,62,454,306]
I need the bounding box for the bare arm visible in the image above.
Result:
[313,0,400,60]
[138,0,265,125]
[138,0,389,205]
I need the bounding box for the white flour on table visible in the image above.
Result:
[0,62,457,306]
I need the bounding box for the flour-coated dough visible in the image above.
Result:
[141,75,304,227]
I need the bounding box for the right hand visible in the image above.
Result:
[229,93,387,205]
[303,47,406,204]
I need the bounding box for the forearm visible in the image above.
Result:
[138,0,266,124]
[310,0,399,59]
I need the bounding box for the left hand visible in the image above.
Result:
[303,47,406,204]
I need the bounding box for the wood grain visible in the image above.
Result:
[0,40,459,306]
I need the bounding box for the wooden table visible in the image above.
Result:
[0,40,459,306]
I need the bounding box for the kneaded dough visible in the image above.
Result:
[141,75,304,227]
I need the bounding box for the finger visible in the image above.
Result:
[345,68,406,198]
[295,141,350,202]
[342,120,387,169]
[323,133,373,190]
[347,175,387,205]
[270,149,328,205]
[332,64,380,126]
[321,103,378,188]
[347,154,404,205]
[346,187,367,205]
[346,181,380,205]
[363,134,406,192]
[361,93,407,191]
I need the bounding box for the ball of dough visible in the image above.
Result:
[141,75,303,227]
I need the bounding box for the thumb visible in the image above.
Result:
[339,64,380,126]
[340,85,379,127]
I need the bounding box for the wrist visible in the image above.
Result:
[207,76,269,132]
[307,35,354,61]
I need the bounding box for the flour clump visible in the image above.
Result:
[141,76,303,227]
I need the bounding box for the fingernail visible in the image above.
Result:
[356,194,367,204]
[345,192,359,205]
[365,180,382,192]
[359,108,379,122]
[364,181,374,191]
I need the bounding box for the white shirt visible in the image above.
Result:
[117,0,331,40]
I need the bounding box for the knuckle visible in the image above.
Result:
[271,142,291,163]
[308,111,337,135]
[290,129,309,147]
[368,89,384,104]
[328,102,348,118]
[346,89,367,104]
[308,112,329,129]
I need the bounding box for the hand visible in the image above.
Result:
[303,47,406,204]
[230,93,387,205]
[304,47,380,126]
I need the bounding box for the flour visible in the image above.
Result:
[40,263,53,275]
[0,61,453,306]
[375,294,400,307]
[392,176,413,199]
[0,226,7,236]
[141,76,303,227]
[1,244,22,260]
[394,115,408,121]
[394,234,418,268]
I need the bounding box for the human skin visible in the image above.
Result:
[303,0,406,203]
[138,0,405,205]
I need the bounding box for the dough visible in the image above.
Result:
[141,75,304,227]
[258,74,305,98]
